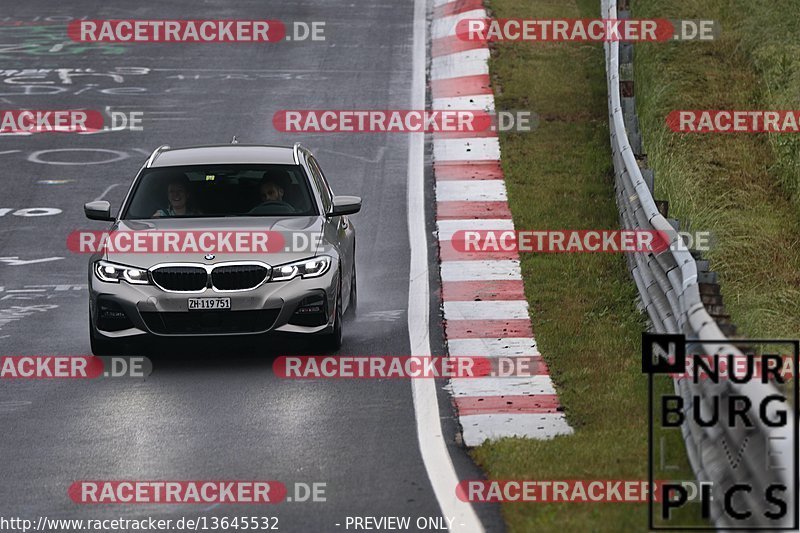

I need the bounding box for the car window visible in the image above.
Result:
[306,156,333,214]
[122,164,319,219]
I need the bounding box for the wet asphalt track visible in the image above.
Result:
[0,1,504,532]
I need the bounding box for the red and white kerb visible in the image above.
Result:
[431,0,572,445]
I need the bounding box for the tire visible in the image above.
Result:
[320,273,343,352]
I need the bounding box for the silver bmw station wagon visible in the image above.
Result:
[84,142,360,354]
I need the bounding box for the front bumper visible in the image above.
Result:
[89,264,338,339]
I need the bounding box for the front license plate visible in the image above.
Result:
[188,298,231,310]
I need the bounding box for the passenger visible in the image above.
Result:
[259,178,286,203]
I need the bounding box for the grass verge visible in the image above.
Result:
[633,0,800,339]
[469,0,697,530]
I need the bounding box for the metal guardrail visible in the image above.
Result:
[601,0,796,528]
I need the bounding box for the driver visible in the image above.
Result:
[153,176,199,217]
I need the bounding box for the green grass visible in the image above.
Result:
[470,0,800,530]
[738,1,800,204]
[469,0,698,530]
[633,0,800,339]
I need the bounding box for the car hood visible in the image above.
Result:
[102,216,323,269]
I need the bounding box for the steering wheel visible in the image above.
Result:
[248,200,295,215]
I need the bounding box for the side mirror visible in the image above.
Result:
[84,200,114,221]
[329,196,362,217]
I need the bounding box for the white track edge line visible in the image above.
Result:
[408,0,485,531]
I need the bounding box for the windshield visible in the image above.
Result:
[122,164,318,219]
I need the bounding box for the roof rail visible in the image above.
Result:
[145,145,170,168]
[292,142,303,165]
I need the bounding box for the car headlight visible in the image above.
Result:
[270,255,331,282]
[94,260,150,285]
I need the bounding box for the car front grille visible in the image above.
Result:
[150,264,271,292]
[211,264,270,291]
[141,309,280,335]
[151,266,208,292]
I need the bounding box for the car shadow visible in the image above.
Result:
[121,334,332,374]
